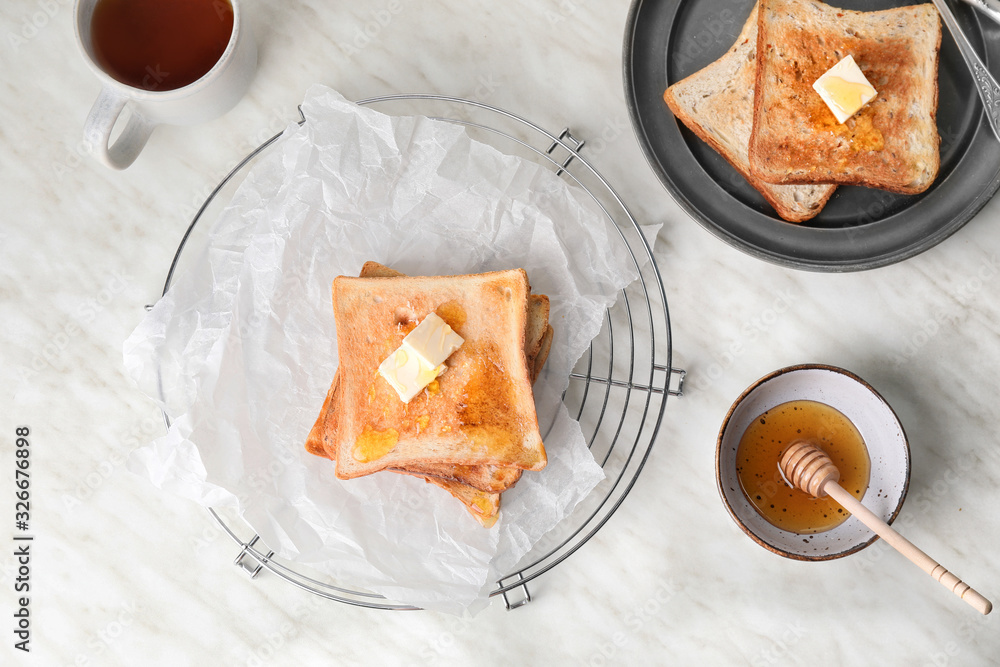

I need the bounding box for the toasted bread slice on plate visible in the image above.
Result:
[749,0,941,194]
[664,2,836,222]
[333,269,546,478]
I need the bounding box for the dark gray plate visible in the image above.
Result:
[624,0,1000,271]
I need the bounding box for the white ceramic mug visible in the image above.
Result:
[74,0,257,170]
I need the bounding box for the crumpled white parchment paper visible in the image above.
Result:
[123,85,648,614]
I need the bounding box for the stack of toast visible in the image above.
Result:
[663,0,942,223]
[305,262,553,528]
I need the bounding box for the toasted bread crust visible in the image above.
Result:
[396,470,501,528]
[525,294,550,363]
[305,377,503,524]
[749,0,941,193]
[664,2,836,222]
[361,262,550,364]
[387,462,521,492]
[531,325,553,384]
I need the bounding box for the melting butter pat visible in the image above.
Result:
[378,313,463,402]
[378,347,443,403]
[402,312,464,367]
[812,55,877,124]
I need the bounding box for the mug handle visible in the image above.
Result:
[84,86,156,170]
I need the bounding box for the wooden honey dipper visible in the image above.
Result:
[780,440,992,615]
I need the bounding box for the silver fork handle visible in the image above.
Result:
[958,0,1000,26]
[933,0,1000,142]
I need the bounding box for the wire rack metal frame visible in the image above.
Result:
[158,94,685,611]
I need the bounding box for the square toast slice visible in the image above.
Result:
[749,0,941,194]
[305,261,552,492]
[664,2,836,222]
[332,269,547,479]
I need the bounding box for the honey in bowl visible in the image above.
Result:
[736,400,870,534]
[91,0,234,91]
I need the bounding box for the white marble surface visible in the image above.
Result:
[1,0,998,664]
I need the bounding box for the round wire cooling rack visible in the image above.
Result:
[158,94,686,610]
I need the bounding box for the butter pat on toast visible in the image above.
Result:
[332,269,547,479]
[749,0,941,194]
[664,2,836,222]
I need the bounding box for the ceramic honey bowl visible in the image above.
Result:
[716,364,910,560]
